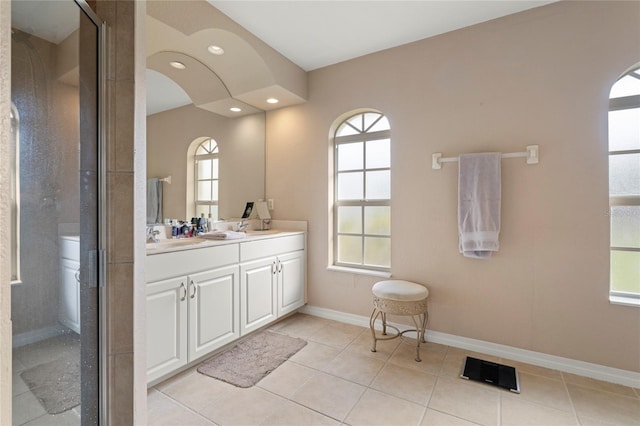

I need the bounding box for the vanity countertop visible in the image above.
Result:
[146,230,304,255]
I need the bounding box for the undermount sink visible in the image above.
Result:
[146,238,206,249]
[244,229,282,235]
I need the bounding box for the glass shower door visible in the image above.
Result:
[10,1,102,424]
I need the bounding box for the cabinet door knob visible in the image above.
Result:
[75,269,80,283]
[272,261,277,275]
[180,282,187,301]
[190,280,197,299]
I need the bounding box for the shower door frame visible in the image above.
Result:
[75,1,109,424]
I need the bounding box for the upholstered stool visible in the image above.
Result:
[370,280,429,362]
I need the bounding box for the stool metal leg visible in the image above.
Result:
[369,308,380,353]
[381,312,387,335]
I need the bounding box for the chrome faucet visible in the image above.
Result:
[237,219,249,232]
[146,226,160,243]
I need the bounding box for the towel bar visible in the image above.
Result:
[432,145,539,170]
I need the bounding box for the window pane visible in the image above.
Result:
[210,206,219,221]
[338,235,362,264]
[365,170,390,200]
[337,142,363,171]
[195,145,207,155]
[609,154,640,195]
[609,108,640,151]
[195,204,209,218]
[611,206,640,248]
[197,159,212,179]
[197,181,211,201]
[364,206,390,235]
[347,115,363,132]
[610,74,640,98]
[338,206,362,233]
[368,115,390,132]
[364,237,390,267]
[363,113,382,132]
[336,122,359,137]
[212,158,219,178]
[366,139,390,169]
[611,250,640,293]
[211,180,218,201]
[337,172,363,200]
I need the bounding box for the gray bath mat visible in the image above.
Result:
[198,331,307,388]
[20,356,80,414]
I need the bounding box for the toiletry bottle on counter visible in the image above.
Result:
[207,213,213,232]
[200,213,207,233]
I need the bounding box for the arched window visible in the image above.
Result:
[609,65,640,303]
[332,111,391,273]
[194,138,219,219]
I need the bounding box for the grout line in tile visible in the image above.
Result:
[151,387,219,424]
[559,370,581,426]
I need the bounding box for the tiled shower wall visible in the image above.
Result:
[94,0,147,424]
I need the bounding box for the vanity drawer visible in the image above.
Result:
[240,234,305,262]
[146,243,239,282]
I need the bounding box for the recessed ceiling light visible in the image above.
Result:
[169,61,186,70]
[208,45,224,55]
[266,98,279,104]
[230,107,242,112]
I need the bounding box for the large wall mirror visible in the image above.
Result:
[145,3,268,223]
[146,89,265,223]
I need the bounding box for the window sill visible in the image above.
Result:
[609,295,640,307]
[327,265,391,278]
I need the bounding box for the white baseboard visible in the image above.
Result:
[299,305,640,389]
[12,324,67,348]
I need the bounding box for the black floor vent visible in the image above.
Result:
[460,356,520,393]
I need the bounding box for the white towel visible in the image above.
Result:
[458,153,501,259]
[200,230,247,240]
[146,178,163,224]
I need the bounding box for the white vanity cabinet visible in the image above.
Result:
[146,244,240,383]
[239,234,305,335]
[145,230,306,384]
[146,276,188,380]
[59,236,81,334]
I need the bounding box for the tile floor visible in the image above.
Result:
[148,313,640,426]
[12,333,81,426]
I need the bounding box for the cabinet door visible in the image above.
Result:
[59,258,81,334]
[277,251,305,317]
[240,257,277,335]
[188,265,240,361]
[146,276,188,383]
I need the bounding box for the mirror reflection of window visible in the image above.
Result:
[608,65,640,300]
[195,138,219,219]
[10,102,20,284]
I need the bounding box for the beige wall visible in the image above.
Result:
[147,105,265,221]
[266,1,640,372]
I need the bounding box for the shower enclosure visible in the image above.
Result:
[10,1,104,424]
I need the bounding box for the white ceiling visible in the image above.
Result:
[209,0,556,71]
[11,0,78,43]
[10,1,557,114]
